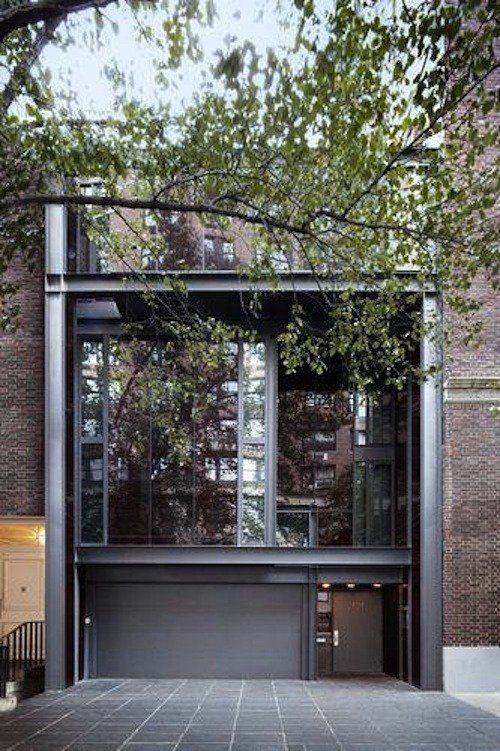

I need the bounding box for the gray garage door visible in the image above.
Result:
[93,583,303,678]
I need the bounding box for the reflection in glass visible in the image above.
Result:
[108,340,151,544]
[151,344,194,544]
[353,462,392,546]
[241,445,265,545]
[355,392,393,445]
[278,389,354,546]
[193,346,238,544]
[277,512,309,547]
[372,463,392,545]
[81,341,103,437]
[241,343,266,545]
[81,444,103,543]
[353,462,367,546]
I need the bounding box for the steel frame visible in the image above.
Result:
[45,204,442,690]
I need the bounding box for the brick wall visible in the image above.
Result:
[443,396,500,645]
[0,254,44,516]
[442,52,500,645]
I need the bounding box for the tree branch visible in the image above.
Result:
[0,192,443,246]
[339,61,500,219]
[0,0,116,43]
[1,15,63,112]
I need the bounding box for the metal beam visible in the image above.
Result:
[45,204,67,690]
[420,292,443,690]
[81,562,405,585]
[46,270,431,295]
[75,545,411,566]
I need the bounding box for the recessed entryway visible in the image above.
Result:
[317,586,382,676]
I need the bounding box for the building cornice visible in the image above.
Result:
[444,377,500,404]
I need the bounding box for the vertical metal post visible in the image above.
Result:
[307,566,318,679]
[420,292,443,690]
[236,342,244,546]
[45,204,67,690]
[265,337,278,547]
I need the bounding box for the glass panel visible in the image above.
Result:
[352,461,367,546]
[152,342,239,545]
[370,392,393,444]
[241,444,265,544]
[108,340,151,544]
[193,347,238,544]
[151,346,194,544]
[243,342,266,440]
[203,235,237,270]
[241,342,266,545]
[81,443,103,543]
[279,389,354,546]
[353,461,392,546]
[277,512,309,547]
[354,394,367,446]
[81,341,104,437]
[355,392,393,445]
[370,463,392,545]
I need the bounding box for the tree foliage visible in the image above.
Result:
[0,0,498,387]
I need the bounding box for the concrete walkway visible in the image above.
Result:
[454,694,500,718]
[0,676,499,750]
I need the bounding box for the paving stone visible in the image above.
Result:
[0,677,497,751]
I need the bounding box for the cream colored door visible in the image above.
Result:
[0,547,45,636]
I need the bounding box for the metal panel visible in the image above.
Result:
[45,204,67,690]
[76,544,411,566]
[83,563,405,586]
[420,293,443,690]
[92,583,303,679]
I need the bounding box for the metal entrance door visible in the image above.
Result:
[332,590,382,674]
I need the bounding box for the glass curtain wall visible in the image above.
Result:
[79,335,411,548]
[79,337,265,545]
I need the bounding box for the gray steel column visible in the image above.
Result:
[265,337,278,546]
[420,292,443,690]
[45,204,67,690]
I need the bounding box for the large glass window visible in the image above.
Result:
[79,334,410,548]
[278,389,354,546]
[79,337,264,546]
[278,383,406,547]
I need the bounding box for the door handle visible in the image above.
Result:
[333,629,339,647]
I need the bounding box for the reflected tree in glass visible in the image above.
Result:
[108,339,151,544]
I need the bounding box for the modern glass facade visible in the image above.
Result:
[78,335,412,548]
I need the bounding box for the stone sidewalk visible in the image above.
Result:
[0,676,499,751]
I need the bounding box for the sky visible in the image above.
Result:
[40,1,297,118]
